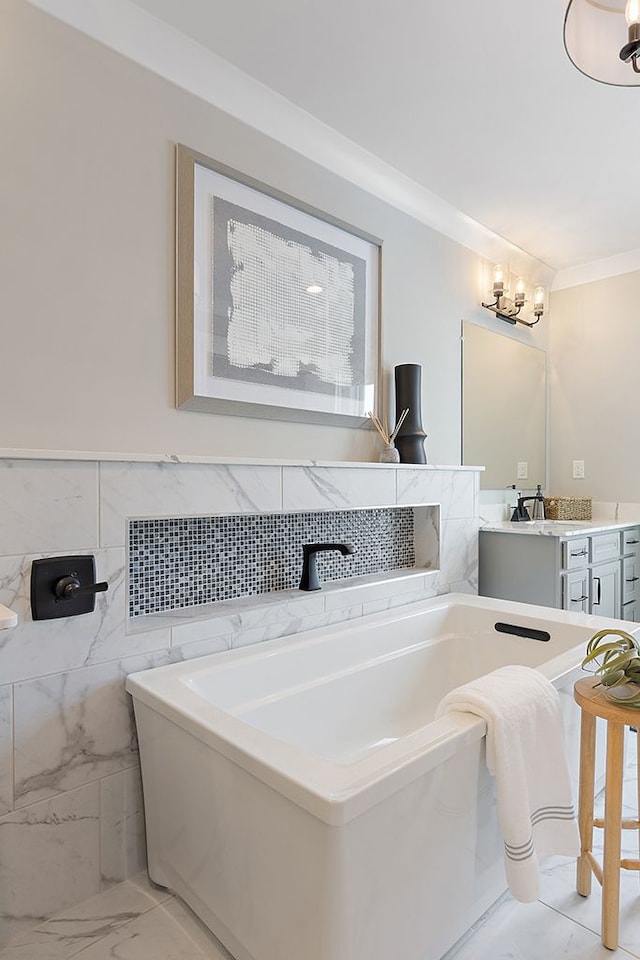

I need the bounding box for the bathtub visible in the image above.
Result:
[126,593,624,960]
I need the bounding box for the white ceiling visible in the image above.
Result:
[27,0,640,279]
[122,0,640,275]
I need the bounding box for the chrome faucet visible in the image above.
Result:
[299,542,355,591]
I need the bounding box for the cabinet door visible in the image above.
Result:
[591,560,622,619]
[562,570,590,613]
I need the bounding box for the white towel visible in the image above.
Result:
[436,665,579,903]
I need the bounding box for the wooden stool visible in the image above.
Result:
[574,677,640,950]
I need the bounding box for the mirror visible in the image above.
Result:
[461,321,546,490]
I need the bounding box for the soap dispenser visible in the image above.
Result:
[532,484,546,520]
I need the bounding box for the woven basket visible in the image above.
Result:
[544,496,592,521]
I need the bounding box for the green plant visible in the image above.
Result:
[582,628,640,707]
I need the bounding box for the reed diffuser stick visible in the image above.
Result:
[389,408,409,443]
[367,411,388,443]
[367,408,409,445]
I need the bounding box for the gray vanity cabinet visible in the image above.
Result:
[479,526,640,621]
[479,533,564,609]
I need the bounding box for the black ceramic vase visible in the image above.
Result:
[393,363,428,464]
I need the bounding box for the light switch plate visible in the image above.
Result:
[572,460,585,479]
[517,461,528,480]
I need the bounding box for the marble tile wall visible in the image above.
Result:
[0,456,480,948]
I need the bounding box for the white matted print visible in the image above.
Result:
[176,145,381,424]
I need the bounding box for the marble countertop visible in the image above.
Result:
[0,447,484,469]
[480,520,639,538]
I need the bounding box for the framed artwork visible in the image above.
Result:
[176,144,381,425]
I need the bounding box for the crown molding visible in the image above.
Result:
[551,247,640,292]
[26,0,553,283]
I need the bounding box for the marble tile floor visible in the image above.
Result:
[443,858,640,960]
[444,781,640,960]
[2,784,639,960]
[3,843,639,960]
[0,875,232,960]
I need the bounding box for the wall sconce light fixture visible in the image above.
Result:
[482,265,545,328]
[564,0,640,86]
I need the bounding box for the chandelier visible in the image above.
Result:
[564,0,640,85]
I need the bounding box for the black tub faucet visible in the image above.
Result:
[299,542,355,591]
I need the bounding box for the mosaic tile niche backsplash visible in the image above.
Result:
[129,507,416,616]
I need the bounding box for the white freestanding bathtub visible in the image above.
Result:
[126,593,624,960]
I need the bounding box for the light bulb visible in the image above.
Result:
[514,277,526,307]
[492,264,505,297]
[626,0,640,26]
[533,286,545,315]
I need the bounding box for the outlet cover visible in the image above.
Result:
[517,461,528,480]
[572,460,585,479]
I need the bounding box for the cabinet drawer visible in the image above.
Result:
[562,538,589,570]
[590,532,621,564]
[623,556,640,604]
[623,600,639,623]
[623,527,640,554]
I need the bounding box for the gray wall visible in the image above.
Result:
[2,0,515,466]
[549,270,640,502]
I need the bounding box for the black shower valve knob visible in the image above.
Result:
[30,555,109,621]
[54,574,109,601]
